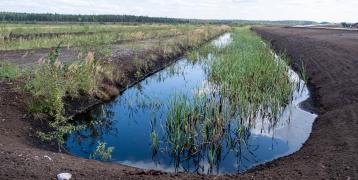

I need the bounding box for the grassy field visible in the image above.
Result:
[0,23,176,35]
[0,23,221,50]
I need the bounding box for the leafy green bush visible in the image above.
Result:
[25,45,112,150]
[27,55,65,114]
[25,46,69,149]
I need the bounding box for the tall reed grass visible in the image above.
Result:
[210,27,294,121]
[155,27,297,173]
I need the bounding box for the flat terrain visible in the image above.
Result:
[1,26,358,179]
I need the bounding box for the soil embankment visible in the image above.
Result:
[0,27,357,179]
[247,26,358,179]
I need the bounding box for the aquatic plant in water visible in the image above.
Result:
[89,141,114,161]
[153,27,299,173]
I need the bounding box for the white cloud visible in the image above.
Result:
[0,0,357,22]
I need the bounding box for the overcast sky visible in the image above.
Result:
[0,0,357,23]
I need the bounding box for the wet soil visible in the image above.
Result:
[1,27,358,179]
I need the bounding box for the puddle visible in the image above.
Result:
[65,33,317,174]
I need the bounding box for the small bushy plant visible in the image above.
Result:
[26,45,112,150]
[89,141,114,161]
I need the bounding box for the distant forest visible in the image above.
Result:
[0,12,316,25]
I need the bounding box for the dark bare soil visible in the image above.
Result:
[4,31,182,41]
[249,26,358,179]
[1,27,358,179]
[4,31,110,41]
[0,34,181,67]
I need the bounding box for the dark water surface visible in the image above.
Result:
[65,33,317,174]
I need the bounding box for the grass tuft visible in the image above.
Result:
[0,61,18,80]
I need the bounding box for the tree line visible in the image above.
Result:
[0,12,190,24]
[0,12,316,25]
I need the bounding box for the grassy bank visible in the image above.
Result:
[1,24,230,150]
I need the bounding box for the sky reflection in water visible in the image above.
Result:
[66,33,317,174]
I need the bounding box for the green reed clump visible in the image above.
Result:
[157,27,297,172]
[0,61,18,80]
[166,95,196,155]
[165,94,204,169]
[210,27,295,121]
[164,93,232,172]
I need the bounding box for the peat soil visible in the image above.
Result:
[248,26,358,179]
[0,34,181,67]
[0,27,358,179]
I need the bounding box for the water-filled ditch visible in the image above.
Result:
[65,33,317,174]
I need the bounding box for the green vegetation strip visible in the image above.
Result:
[155,27,297,172]
[209,27,294,120]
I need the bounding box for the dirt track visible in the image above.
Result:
[0,27,358,179]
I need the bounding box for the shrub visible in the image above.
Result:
[25,45,113,150]
[89,141,114,161]
[26,46,66,116]
[25,46,70,149]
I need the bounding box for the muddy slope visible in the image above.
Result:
[1,27,358,179]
